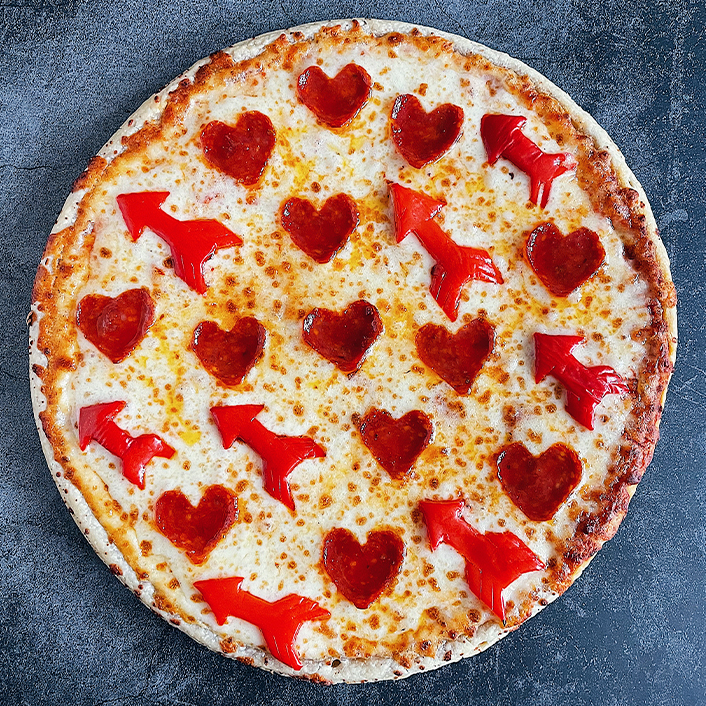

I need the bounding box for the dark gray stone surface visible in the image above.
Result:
[1,1,704,704]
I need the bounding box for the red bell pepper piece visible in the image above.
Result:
[211,405,325,511]
[419,498,544,622]
[194,576,330,670]
[78,401,175,489]
[481,114,577,208]
[116,191,242,294]
[534,333,629,430]
[388,182,503,321]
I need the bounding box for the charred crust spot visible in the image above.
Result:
[72,155,107,192]
[55,356,76,370]
[220,637,240,654]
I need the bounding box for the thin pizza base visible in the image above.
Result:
[30,18,676,683]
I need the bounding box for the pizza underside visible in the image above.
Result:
[30,19,676,682]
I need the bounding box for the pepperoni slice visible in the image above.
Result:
[302,300,383,373]
[525,222,605,296]
[297,63,372,128]
[496,442,582,521]
[280,193,359,263]
[155,485,238,564]
[322,528,405,609]
[77,288,155,363]
[358,408,433,479]
[200,113,275,185]
[415,319,494,394]
[191,317,266,386]
[390,94,464,168]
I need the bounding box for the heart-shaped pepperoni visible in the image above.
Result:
[525,222,606,296]
[281,193,359,263]
[359,408,433,479]
[77,288,155,363]
[191,317,266,386]
[302,300,383,374]
[297,63,372,128]
[155,485,238,564]
[496,443,582,521]
[415,319,494,394]
[200,113,276,186]
[390,94,464,168]
[322,528,405,608]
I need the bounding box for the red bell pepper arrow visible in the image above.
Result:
[211,405,325,511]
[419,498,544,622]
[78,401,175,489]
[116,191,242,294]
[534,333,629,430]
[194,576,330,671]
[388,182,503,321]
[481,114,577,208]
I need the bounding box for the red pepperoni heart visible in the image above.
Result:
[302,300,383,374]
[77,288,155,363]
[359,408,433,479]
[415,319,494,394]
[525,222,606,296]
[496,443,582,521]
[281,193,359,263]
[322,528,405,609]
[191,317,266,386]
[200,113,276,186]
[155,485,238,564]
[297,63,372,128]
[390,94,464,168]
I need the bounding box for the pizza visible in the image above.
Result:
[29,19,677,683]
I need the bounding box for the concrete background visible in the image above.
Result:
[1,1,704,704]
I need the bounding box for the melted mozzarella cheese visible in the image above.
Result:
[62,34,651,663]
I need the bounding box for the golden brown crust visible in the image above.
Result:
[31,20,676,682]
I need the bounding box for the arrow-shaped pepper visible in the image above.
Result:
[211,405,325,511]
[419,498,544,622]
[78,401,175,489]
[481,114,577,208]
[194,576,330,671]
[388,182,503,321]
[534,333,629,430]
[116,191,242,294]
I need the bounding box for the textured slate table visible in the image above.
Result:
[1,2,704,704]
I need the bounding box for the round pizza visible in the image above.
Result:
[29,19,677,683]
